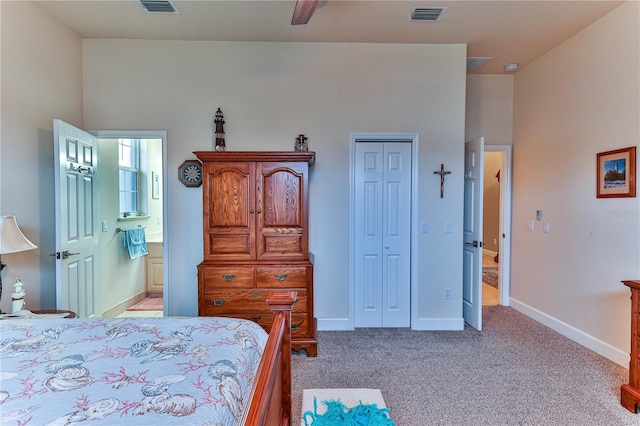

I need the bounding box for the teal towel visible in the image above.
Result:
[123,227,148,259]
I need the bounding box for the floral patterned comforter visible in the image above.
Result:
[0,316,269,425]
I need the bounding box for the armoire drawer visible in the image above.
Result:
[256,266,308,288]
[200,289,307,315]
[200,266,255,288]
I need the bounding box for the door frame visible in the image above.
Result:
[349,132,419,330]
[91,130,168,313]
[485,144,512,306]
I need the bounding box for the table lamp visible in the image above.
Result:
[0,215,37,314]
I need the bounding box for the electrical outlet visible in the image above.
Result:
[444,288,452,299]
[421,221,429,233]
[102,221,108,232]
[493,238,497,245]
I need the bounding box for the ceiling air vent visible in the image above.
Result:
[467,57,493,72]
[138,0,179,14]
[407,7,447,22]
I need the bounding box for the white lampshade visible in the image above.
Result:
[0,216,38,254]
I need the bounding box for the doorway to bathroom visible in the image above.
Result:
[94,130,166,318]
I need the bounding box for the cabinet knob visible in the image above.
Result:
[291,322,301,329]
[211,299,225,306]
[274,273,288,281]
[257,210,262,214]
[249,210,254,214]
[222,274,236,281]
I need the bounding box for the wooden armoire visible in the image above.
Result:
[195,151,317,357]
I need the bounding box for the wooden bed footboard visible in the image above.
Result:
[242,291,296,425]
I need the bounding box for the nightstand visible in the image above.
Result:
[30,310,77,318]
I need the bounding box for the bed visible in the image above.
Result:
[0,291,295,426]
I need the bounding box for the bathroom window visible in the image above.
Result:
[119,139,140,215]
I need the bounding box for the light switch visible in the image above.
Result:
[102,221,108,232]
[445,222,453,234]
[421,221,429,233]
[526,220,534,231]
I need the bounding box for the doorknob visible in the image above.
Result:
[62,250,79,259]
[464,240,482,248]
[50,250,80,260]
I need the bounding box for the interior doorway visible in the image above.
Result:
[93,130,167,318]
[483,145,512,306]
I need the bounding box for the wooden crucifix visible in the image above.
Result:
[433,163,451,198]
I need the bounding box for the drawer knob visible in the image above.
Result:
[274,273,288,281]
[222,274,236,281]
[251,316,261,322]
[291,322,301,330]
[251,291,261,297]
[211,299,225,306]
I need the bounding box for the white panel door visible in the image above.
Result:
[463,137,484,330]
[54,119,99,317]
[355,142,411,327]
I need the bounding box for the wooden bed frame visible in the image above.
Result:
[241,291,296,425]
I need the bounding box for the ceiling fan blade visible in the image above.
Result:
[291,0,320,25]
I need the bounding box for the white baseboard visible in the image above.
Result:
[510,297,628,368]
[318,317,465,331]
[483,248,497,257]
[318,318,353,331]
[411,317,465,331]
[102,292,146,318]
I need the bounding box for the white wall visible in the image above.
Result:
[0,1,83,312]
[512,1,639,366]
[465,74,514,256]
[465,74,514,145]
[82,40,468,327]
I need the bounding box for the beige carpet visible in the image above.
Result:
[291,306,636,425]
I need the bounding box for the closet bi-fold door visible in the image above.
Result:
[355,141,411,327]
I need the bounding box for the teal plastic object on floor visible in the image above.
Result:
[303,397,395,426]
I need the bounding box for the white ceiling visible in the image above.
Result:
[33,0,625,74]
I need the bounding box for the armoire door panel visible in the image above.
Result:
[208,234,253,259]
[260,233,304,259]
[257,162,308,259]
[203,161,256,260]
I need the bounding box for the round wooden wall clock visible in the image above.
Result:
[178,159,203,187]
